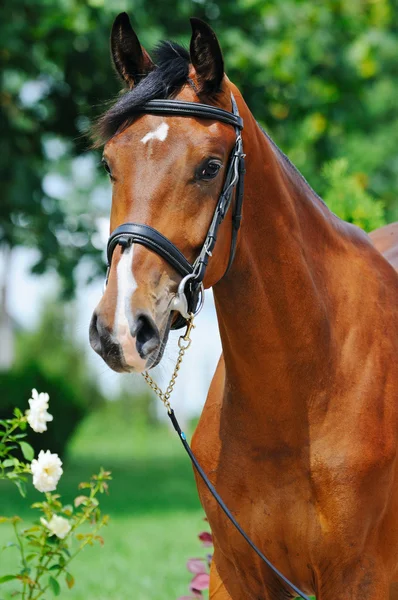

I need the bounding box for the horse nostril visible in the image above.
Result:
[135,313,160,359]
[89,312,102,355]
[90,312,115,358]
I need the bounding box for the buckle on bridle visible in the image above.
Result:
[204,239,213,257]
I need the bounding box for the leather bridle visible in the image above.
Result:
[106,94,245,329]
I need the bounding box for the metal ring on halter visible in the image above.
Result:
[190,282,205,318]
[170,273,205,319]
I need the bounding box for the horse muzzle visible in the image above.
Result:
[89,309,164,373]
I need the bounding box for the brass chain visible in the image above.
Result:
[141,315,195,413]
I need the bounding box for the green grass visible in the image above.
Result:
[0,403,206,599]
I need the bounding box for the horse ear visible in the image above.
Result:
[189,18,224,96]
[111,12,154,88]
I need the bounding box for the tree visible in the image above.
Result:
[1,0,397,297]
[1,0,118,295]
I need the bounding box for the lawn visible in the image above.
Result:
[0,402,207,600]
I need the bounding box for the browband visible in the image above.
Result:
[127,99,244,130]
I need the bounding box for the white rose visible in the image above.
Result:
[41,515,71,539]
[26,388,53,433]
[31,450,63,493]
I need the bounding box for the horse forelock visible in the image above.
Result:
[92,41,200,147]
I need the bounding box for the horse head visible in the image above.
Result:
[90,14,242,373]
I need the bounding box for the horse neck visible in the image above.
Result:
[213,95,353,441]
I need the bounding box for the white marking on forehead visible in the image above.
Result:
[113,244,137,338]
[140,122,169,144]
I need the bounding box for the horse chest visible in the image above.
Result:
[193,401,398,600]
[192,421,316,597]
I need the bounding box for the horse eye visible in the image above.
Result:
[102,159,112,177]
[197,160,222,181]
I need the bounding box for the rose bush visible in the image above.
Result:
[0,390,111,598]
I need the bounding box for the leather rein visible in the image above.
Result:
[105,95,311,600]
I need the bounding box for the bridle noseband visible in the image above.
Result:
[105,95,245,329]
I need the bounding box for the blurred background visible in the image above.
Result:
[1,0,397,598]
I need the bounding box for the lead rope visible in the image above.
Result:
[141,317,311,600]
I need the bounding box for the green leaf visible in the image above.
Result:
[14,479,27,498]
[19,442,34,462]
[49,564,61,571]
[48,575,61,596]
[61,504,73,516]
[26,539,42,548]
[2,458,17,468]
[77,482,90,489]
[0,575,17,584]
[65,572,75,589]
[46,536,60,546]
[26,553,37,562]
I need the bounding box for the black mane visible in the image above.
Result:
[93,42,190,146]
[93,39,326,210]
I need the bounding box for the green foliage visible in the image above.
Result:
[323,158,385,231]
[0,300,104,457]
[209,0,398,222]
[0,405,203,599]
[0,363,85,458]
[0,401,111,599]
[0,1,111,295]
[14,301,101,405]
[0,411,32,498]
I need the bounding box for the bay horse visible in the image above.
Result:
[90,13,398,599]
